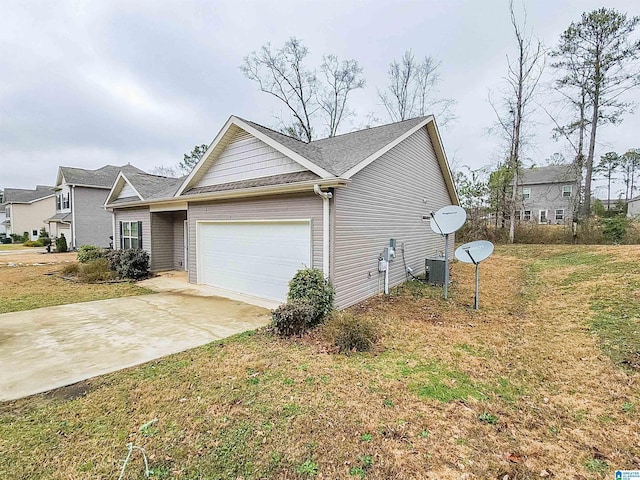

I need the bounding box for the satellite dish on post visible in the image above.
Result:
[429,205,467,299]
[455,240,495,310]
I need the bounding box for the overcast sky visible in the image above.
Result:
[1,0,638,199]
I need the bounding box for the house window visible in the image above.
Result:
[56,195,61,210]
[5,206,10,218]
[522,188,531,200]
[121,221,141,249]
[555,209,565,221]
[32,230,38,237]
[515,210,521,220]
[562,185,572,197]
[539,210,548,224]
[62,193,70,209]
[523,210,531,221]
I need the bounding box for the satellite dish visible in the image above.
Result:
[455,240,494,264]
[429,205,467,235]
[454,240,494,310]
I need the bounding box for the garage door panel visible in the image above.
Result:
[197,221,311,302]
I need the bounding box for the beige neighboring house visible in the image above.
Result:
[105,115,459,310]
[2,186,56,240]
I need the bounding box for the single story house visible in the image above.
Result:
[2,186,56,240]
[47,164,145,248]
[628,196,640,217]
[105,115,458,309]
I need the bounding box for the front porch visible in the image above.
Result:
[149,210,188,272]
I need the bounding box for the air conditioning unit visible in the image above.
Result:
[425,258,446,285]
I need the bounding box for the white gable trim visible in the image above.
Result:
[341,115,458,205]
[175,116,334,197]
[104,172,143,207]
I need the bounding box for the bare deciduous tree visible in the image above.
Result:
[241,38,364,141]
[378,50,455,124]
[489,1,545,243]
[551,8,640,216]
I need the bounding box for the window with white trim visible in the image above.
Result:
[555,209,564,221]
[515,210,521,220]
[562,185,572,197]
[523,210,531,221]
[120,221,142,249]
[522,188,531,199]
[539,210,548,224]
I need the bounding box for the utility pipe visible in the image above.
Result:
[314,184,332,278]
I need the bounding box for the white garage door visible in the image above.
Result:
[197,221,311,302]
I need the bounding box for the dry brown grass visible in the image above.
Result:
[0,245,639,479]
[0,262,152,313]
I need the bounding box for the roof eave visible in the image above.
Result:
[107,178,349,210]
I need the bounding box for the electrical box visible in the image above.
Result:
[378,258,388,272]
[425,258,446,285]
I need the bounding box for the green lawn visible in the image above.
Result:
[0,243,28,250]
[1,245,638,479]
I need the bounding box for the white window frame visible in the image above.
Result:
[121,221,140,249]
[562,185,572,197]
[555,209,564,221]
[522,188,531,200]
[515,210,521,220]
[523,210,531,221]
[539,210,548,224]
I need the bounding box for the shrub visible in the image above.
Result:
[61,263,80,276]
[38,227,51,247]
[287,268,334,325]
[79,258,115,283]
[77,245,107,263]
[270,300,316,337]
[22,232,30,242]
[10,234,22,243]
[602,215,629,244]
[1,237,12,244]
[23,240,43,247]
[105,249,122,271]
[116,248,150,279]
[56,234,68,253]
[323,312,379,354]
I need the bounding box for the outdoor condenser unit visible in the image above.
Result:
[425,258,446,285]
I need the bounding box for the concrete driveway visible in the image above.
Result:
[0,292,270,401]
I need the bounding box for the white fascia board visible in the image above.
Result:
[103,172,143,207]
[175,115,334,197]
[341,116,434,179]
[425,119,459,206]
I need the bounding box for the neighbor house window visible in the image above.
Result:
[562,185,572,197]
[56,195,61,210]
[539,210,548,224]
[555,209,564,221]
[523,210,531,221]
[515,210,521,220]
[522,188,531,199]
[62,193,70,209]
[120,221,142,249]
[32,230,37,237]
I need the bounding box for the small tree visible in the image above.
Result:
[593,152,621,210]
[38,227,51,247]
[56,233,68,253]
[179,144,208,174]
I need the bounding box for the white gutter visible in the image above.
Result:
[314,184,332,278]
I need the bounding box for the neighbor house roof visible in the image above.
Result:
[3,185,55,204]
[58,164,145,188]
[520,165,579,185]
[46,213,72,223]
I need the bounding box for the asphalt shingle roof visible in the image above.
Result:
[123,171,185,200]
[520,165,580,185]
[3,185,54,203]
[61,164,145,188]
[184,171,320,196]
[239,116,430,176]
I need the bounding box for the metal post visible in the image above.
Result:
[443,233,449,299]
[474,263,479,310]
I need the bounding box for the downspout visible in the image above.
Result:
[314,184,332,278]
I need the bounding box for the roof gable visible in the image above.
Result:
[105,171,184,207]
[3,186,55,204]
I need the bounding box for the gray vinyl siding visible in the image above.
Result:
[73,187,112,248]
[518,182,579,224]
[187,194,323,284]
[114,207,151,254]
[150,213,174,271]
[333,126,454,309]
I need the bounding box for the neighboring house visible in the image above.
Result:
[105,115,458,309]
[46,164,145,249]
[2,186,56,240]
[517,165,580,225]
[628,196,640,217]
[0,204,5,236]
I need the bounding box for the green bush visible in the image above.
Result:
[602,215,630,244]
[77,245,107,263]
[1,237,12,244]
[56,234,68,253]
[38,228,51,247]
[105,249,122,271]
[287,268,334,325]
[10,234,22,243]
[23,240,43,247]
[323,312,379,354]
[270,300,316,337]
[116,248,149,279]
